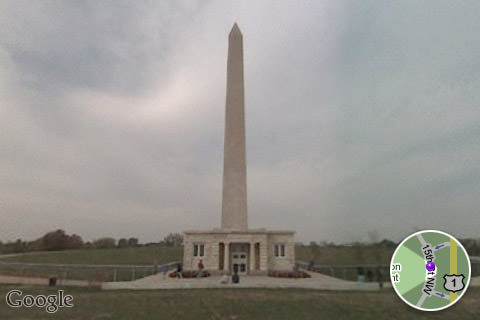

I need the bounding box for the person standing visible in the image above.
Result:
[232,264,239,283]
[376,266,384,289]
[307,259,315,271]
[176,263,183,279]
[158,264,168,279]
[357,266,365,282]
[197,259,204,278]
[366,269,373,282]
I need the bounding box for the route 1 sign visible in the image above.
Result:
[443,274,465,293]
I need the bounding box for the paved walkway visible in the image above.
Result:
[102,270,389,291]
[1,271,478,291]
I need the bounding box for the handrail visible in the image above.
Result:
[0,261,180,269]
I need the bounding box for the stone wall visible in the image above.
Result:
[267,233,296,271]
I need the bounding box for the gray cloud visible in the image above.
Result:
[0,1,479,244]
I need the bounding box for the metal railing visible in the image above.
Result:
[297,260,480,282]
[0,261,179,282]
[297,261,389,281]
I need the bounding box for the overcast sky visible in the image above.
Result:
[1,1,479,244]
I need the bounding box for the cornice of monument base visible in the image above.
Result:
[184,228,295,235]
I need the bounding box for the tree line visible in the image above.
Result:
[2,230,478,257]
[0,229,184,254]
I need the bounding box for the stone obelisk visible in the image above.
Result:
[221,23,248,230]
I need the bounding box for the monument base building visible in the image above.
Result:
[183,24,295,275]
[184,229,295,275]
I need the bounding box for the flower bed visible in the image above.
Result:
[169,270,211,278]
[268,270,311,278]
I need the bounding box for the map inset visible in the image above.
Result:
[390,230,471,311]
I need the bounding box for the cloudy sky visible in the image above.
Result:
[1,1,479,244]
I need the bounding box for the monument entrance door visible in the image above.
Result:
[230,243,248,275]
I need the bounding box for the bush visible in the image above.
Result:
[42,230,84,251]
[169,271,211,278]
[92,237,116,249]
[268,270,311,278]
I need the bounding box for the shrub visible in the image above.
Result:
[268,270,311,278]
[169,271,211,278]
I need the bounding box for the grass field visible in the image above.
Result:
[296,245,394,265]
[0,246,182,265]
[3,245,478,281]
[0,245,393,265]
[0,285,478,320]
[0,247,182,281]
[1,245,478,282]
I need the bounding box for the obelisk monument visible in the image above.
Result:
[221,23,248,230]
[183,24,295,273]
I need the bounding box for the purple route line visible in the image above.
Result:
[434,244,445,250]
[435,292,445,298]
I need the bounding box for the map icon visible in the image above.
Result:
[390,230,471,311]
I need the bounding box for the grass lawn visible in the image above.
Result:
[0,246,182,265]
[0,245,393,266]
[0,247,182,281]
[0,285,478,320]
[1,246,478,281]
[296,245,394,265]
